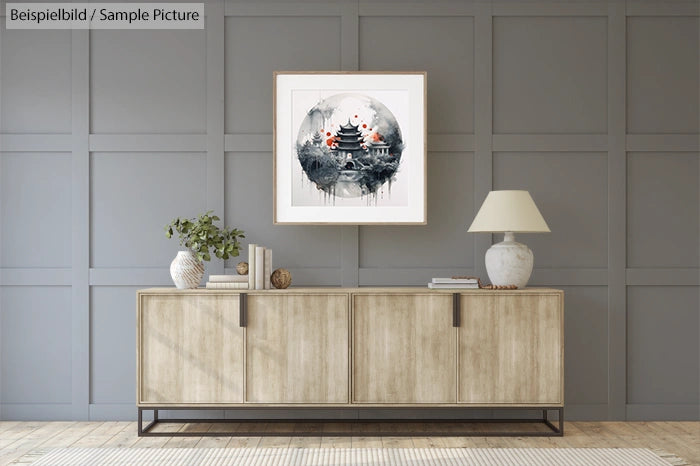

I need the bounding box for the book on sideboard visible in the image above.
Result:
[248,244,256,290]
[264,249,272,290]
[209,274,248,283]
[431,277,478,284]
[427,282,479,289]
[255,246,265,289]
[205,282,249,289]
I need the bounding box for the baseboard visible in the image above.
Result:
[626,403,700,421]
[1,403,73,420]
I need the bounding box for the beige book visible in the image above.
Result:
[248,244,256,290]
[209,275,248,283]
[205,282,249,289]
[264,249,272,289]
[255,246,265,290]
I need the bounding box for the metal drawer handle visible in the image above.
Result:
[239,293,247,327]
[453,293,460,327]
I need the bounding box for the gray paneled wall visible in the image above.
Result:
[0,0,698,422]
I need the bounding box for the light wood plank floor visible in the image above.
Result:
[0,421,697,465]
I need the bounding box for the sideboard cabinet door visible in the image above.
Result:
[352,294,456,403]
[138,294,244,404]
[245,294,349,403]
[458,293,563,404]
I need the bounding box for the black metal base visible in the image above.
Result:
[137,407,563,437]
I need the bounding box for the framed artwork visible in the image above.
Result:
[273,72,427,225]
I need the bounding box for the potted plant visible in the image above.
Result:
[165,211,245,289]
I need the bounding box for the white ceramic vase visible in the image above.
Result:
[170,250,204,289]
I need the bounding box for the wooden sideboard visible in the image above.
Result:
[136,287,564,436]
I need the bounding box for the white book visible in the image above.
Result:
[209,274,248,283]
[264,249,272,290]
[255,246,265,290]
[432,277,478,284]
[248,244,256,290]
[428,282,479,289]
[206,282,249,289]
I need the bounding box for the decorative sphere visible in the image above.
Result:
[236,262,249,275]
[270,268,292,289]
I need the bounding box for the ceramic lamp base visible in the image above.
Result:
[484,232,534,289]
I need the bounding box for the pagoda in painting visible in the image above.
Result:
[331,120,368,169]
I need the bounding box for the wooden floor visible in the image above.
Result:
[0,421,697,465]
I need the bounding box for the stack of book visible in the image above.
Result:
[205,275,249,289]
[427,277,479,289]
[204,244,274,290]
[247,243,273,290]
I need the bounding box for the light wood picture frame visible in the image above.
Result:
[273,71,427,225]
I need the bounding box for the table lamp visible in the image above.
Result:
[468,190,550,288]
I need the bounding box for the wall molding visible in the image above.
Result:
[71,27,91,422]
[626,268,700,286]
[625,1,700,16]
[87,267,343,287]
[359,2,475,16]
[224,134,271,153]
[225,2,344,17]
[626,134,700,152]
[0,269,72,286]
[0,134,72,152]
[89,134,206,152]
[606,0,628,421]
[529,268,608,286]
[492,1,609,16]
[492,134,608,152]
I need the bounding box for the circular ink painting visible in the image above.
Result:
[296,93,404,199]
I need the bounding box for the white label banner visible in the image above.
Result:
[6,3,204,29]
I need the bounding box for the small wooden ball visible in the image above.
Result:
[236,262,249,275]
[270,268,291,289]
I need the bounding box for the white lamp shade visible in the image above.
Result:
[468,190,550,233]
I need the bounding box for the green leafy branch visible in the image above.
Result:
[165,211,245,262]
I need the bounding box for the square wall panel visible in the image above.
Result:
[493,152,608,268]
[1,153,71,268]
[627,17,699,134]
[1,286,72,404]
[90,152,206,267]
[224,153,342,268]
[360,17,474,134]
[360,153,474,269]
[90,286,138,404]
[560,286,608,406]
[627,152,699,268]
[225,17,341,134]
[493,16,607,134]
[90,30,206,133]
[628,286,699,404]
[0,26,71,133]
